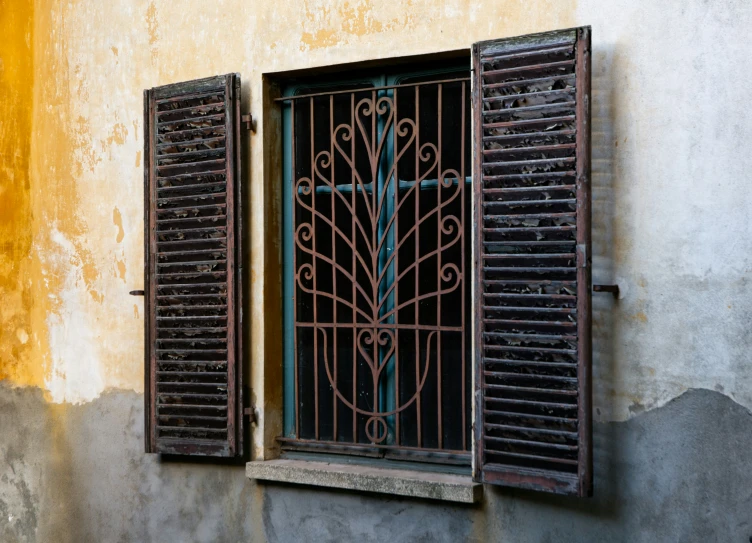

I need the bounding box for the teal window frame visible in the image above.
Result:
[281,61,471,447]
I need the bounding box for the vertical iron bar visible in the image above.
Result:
[437,84,443,449]
[394,88,400,446]
[351,92,358,443]
[311,96,319,441]
[460,81,467,451]
[414,85,422,448]
[292,99,299,438]
[371,90,378,252]
[331,95,338,441]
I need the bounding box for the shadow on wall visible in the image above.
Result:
[590,39,620,517]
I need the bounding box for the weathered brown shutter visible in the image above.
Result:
[143,74,243,457]
[472,28,591,496]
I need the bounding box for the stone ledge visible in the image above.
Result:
[246,459,483,503]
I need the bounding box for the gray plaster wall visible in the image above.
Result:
[2,384,750,542]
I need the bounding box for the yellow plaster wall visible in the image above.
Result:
[1,0,574,455]
[0,0,36,386]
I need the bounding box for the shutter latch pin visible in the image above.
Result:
[593,284,619,298]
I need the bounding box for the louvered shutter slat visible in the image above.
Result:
[472,28,591,496]
[144,74,243,457]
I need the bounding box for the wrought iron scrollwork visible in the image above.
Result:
[290,80,469,454]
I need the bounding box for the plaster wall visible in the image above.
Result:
[1,0,751,541]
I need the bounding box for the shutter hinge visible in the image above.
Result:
[241,114,256,133]
[244,403,258,425]
[576,243,588,267]
[129,290,144,296]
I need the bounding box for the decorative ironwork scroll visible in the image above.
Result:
[284,79,470,459]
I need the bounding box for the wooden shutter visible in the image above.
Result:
[143,74,243,457]
[472,27,591,496]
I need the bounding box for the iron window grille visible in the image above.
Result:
[279,68,472,464]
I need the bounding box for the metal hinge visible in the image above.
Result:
[241,114,256,133]
[129,290,144,296]
[244,404,258,425]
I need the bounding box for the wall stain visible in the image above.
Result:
[146,2,159,62]
[115,259,126,283]
[104,123,128,158]
[113,207,125,243]
[299,0,416,51]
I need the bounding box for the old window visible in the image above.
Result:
[280,62,473,465]
[144,27,593,499]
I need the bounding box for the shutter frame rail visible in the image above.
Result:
[143,73,244,457]
[472,27,592,496]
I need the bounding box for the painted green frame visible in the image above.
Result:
[281,62,471,448]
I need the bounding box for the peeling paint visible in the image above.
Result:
[106,123,128,148]
[146,2,159,62]
[112,207,124,243]
[115,259,126,283]
[299,0,416,51]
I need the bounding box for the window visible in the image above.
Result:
[280,62,473,465]
[143,26,594,498]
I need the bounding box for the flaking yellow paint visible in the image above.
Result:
[113,207,124,244]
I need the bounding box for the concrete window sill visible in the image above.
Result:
[246,459,483,503]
